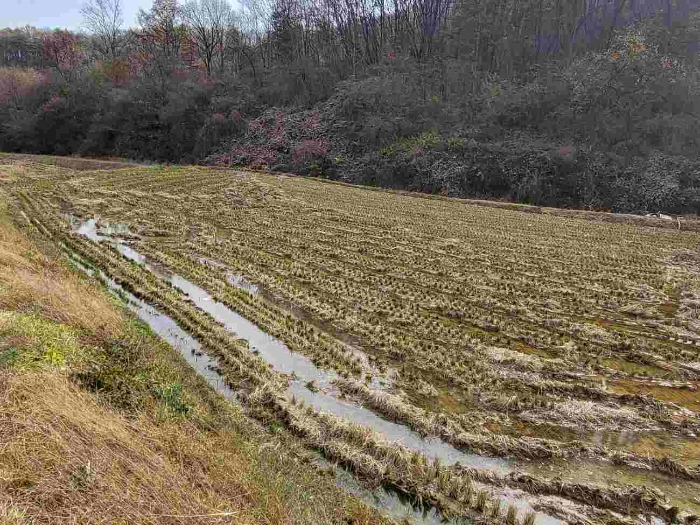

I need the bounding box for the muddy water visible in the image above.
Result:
[227,273,260,296]
[170,273,510,472]
[199,255,388,380]
[69,217,570,524]
[63,249,237,402]
[76,218,147,264]
[490,418,698,456]
[172,274,335,384]
[526,459,700,516]
[63,232,468,524]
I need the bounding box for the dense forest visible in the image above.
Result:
[1,0,700,213]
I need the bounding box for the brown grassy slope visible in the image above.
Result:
[1,371,255,524]
[0,152,142,172]
[0,198,391,525]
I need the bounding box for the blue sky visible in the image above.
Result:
[2,0,149,30]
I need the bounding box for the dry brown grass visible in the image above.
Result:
[0,153,141,172]
[0,371,257,525]
[0,210,123,337]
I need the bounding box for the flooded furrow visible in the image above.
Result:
[68,215,572,524]
[311,454,447,525]
[63,248,237,402]
[62,232,471,524]
[198,254,391,381]
[72,217,509,468]
[63,256,465,524]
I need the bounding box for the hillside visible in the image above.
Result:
[2,0,700,213]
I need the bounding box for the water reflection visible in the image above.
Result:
[69,216,573,524]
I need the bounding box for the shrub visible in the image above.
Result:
[230,145,277,166]
[292,138,328,164]
[0,68,50,105]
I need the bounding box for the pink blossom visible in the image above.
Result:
[556,145,577,163]
[270,112,286,146]
[302,112,320,131]
[212,113,226,123]
[293,139,328,164]
[231,145,277,165]
[42,31,86,74]
[248,119,265,132]
[40,94,65,113]
[270,128,285,147]
[210,153,231,166]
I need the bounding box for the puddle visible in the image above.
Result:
[317,454,577,525]
[226,273,260,296]
[200,253,366,348]
[168,272,509,471]
[520,421,700,469]
[198,257,260,296]
[75,217,146,264]
[171,274,332,382]
[489,419,694,450]
[97,220,131,236]
[197,255,391,385]
[69,216,572,524]
[485,418,700,514]
[197,254,395,384]
[526,458,700,516]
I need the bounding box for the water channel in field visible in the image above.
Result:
[66,215,573,525]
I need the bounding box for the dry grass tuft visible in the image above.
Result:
[523,512,536,525]
[0,371,256,525]
[519,399,649,431]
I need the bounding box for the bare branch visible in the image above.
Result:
[81,0,125,59]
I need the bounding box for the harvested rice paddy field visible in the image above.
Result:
[4,153,700,525]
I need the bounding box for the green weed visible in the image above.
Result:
[381,130,442,156]
[155,382,190,415]
[0,311,83,370]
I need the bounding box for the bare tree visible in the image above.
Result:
[135,0,185,96]
[182,0,236,76]
[81,0,125,59]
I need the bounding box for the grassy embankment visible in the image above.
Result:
[0,192,391,525]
